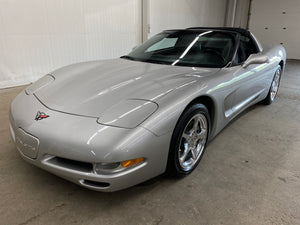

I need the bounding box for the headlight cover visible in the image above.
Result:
[97,99,158,129]
[25,75,55,95]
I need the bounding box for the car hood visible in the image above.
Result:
[35,58,219,117]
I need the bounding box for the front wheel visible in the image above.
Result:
[263,66,282,105]
[166,104,210,177]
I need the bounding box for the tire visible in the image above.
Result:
[262,66,282,105]
[166,104,211,177]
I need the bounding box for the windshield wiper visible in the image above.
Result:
[120,55,136,61]
[143,59,171,65]
[121,56,170,66]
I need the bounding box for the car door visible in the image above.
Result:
[229,35,268,117]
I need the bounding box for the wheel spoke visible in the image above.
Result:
[200,117,206,130]
[179,144,190,163]
[197,129,207,140]
[182,133,191,141]
[191,147,197,159]
[272,81,275,90]
[193,118,199,133]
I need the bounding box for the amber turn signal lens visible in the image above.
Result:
[121,157,145,167]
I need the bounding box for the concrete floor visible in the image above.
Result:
[0,60,300,225]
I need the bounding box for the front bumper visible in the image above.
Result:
[9,91,171,192]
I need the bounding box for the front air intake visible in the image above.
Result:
[47,157,93,173]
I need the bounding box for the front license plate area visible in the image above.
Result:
[15,128,39,159]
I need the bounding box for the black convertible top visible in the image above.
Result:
[163,27,252,38]
[186,27,251,37]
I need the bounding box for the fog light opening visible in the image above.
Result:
[121,157,145,168]
[95,162,120,170]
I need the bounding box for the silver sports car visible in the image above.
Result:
[10,27,286,191]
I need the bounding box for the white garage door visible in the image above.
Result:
[0,0,141,89]
[249,0,300,59]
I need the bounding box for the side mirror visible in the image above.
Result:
[242,53,269,68]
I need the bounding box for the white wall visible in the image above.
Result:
[0,0,141,88]
[223,0,250,29]
[148,0,227,37]
[249,0,300,59]
[0,0,228,89]
[233,0,249,28]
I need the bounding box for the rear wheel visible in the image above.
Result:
[166,104,210,177]
[263,66,282,105]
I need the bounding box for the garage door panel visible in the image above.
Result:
[250,0,300,59]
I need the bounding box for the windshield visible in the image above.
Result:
[123,30,236,68]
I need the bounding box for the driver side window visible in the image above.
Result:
[233,35,259,65]
[233,44,246,65]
